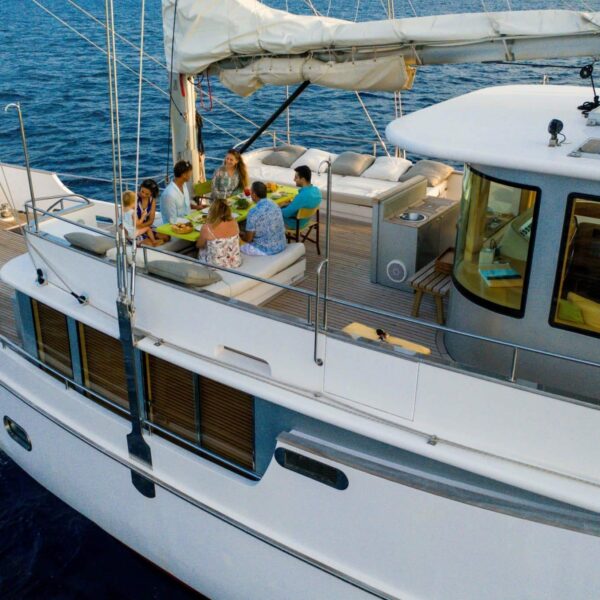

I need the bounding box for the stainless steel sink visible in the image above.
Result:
[399,212,426,222]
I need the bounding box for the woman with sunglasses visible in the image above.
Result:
[211,149,249,202]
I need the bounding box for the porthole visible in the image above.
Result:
[4,416,32,452]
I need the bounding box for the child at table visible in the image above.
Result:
[121,190,163,246]
[196,198,242,269]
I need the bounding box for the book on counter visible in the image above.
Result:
[479,263,523,287]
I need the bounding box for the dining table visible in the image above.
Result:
[156,185,298,242]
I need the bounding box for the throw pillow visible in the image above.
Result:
[262,144,307,168]
[64,232,115,256]
[398,160,453,186]
[331,152,375,177]
[361,156,412,181]
[147,260,222,287]
[290,148,338,173]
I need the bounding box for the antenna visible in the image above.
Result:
[577,64,600,117]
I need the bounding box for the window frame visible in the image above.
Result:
[549,191,600,339]
[452,165,542,318]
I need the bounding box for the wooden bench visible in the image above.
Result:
[408,260,452,324]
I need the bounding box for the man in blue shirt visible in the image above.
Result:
[240,181,287,255]
[280,165,322,230]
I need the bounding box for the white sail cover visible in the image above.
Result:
[162,0,600,96]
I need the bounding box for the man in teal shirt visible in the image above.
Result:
[280,165,322,230]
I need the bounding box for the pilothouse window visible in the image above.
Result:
[454,167,539,316]
[551,194,600,337]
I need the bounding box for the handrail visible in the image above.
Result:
[26,203,317,323]
[314,259,328,366]
[322,294,600,371]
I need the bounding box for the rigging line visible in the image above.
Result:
[354,0,360,21]
[64,0,251,134]
[404,0,417,17]
[30,1,168,102]
[354,92,390,157]
[165,0,180,182]
[131,0,146,279]
[65,0,166,71]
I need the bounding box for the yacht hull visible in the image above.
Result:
[2,345,600,600]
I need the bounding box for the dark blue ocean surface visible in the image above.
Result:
[0,0,597,597]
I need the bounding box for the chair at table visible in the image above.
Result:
[193,180,212,203]
[285,207,321,255]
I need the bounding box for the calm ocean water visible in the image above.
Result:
[0,0,597,597]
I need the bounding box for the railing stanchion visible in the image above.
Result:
[510,348,519,382]
[314,259,328,366]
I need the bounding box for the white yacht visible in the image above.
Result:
[1,2,600,598]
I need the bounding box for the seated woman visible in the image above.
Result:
[196,198,242,269]
[211,149,249,201]
[137,178,169,246]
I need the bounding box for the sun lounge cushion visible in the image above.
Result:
[290,148,338,173]
[263,145,307,168]
[331,152,375,177]
[557,299,584,323]
[399,160,453,186]
[567,292,600,329]
[64,232,115,255]
[361,156,412,181]
[147,260,221,287]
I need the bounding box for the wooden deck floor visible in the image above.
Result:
[266,217,446,359]
[0,222,26,344]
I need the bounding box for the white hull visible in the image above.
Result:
[2,344,600,600]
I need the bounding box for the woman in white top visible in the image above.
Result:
[196,199,242,269]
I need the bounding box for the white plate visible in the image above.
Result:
[231,212,239,219]
[194,224,203,232]
[201,208,209,214]
[175,217,189,224]
[271,192,283,199]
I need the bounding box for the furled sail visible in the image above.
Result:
[162,0,600,96]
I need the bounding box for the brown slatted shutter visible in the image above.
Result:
[31,300,73,378]
[145,354,198,442]
[199,377,255,470]
[78,323,128,411]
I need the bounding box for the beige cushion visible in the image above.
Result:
[262,144,307,168]
[147,260,222,287]
[399,160,453,186]
[291,148,338,173]
[331,152,375,177]
[361,156,412,181]
[65,232,115,255]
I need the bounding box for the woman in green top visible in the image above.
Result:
[211,149,249,201]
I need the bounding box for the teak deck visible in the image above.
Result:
[0,224,26,344]
[265,217,446,359]
[0,216,447,360]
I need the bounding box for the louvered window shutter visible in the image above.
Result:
[31,300,73,379]
[200,377,255,470]
[145,354,198,442]
[78,324,128,411]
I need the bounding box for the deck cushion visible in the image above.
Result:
[64,232,115,255]
[331,152,375,177]
[290,148,338,173]
[361,156,412,181]
[263,145,307,168]
[147,260,222,287]
[399,160,453,186]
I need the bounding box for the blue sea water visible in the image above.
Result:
[0,0,597,597]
